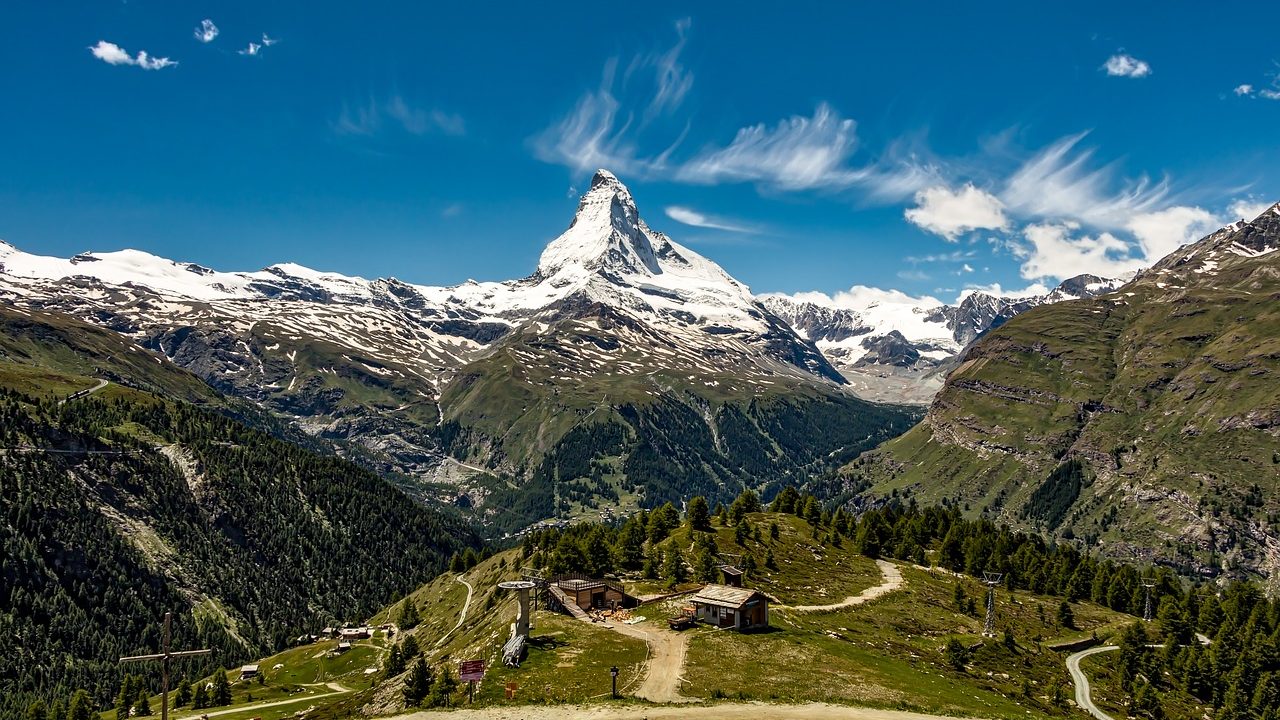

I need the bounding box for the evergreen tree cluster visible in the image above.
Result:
[0,388,478,717]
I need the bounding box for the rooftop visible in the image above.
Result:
[691,584,764,608]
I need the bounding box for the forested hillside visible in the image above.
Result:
[0,386,478,717]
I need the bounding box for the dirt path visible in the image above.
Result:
[435,575,474,648]
[785,559,905,612]
[1066,645,1118,720]
[602,620,692,703]
[390,701,986,720]
[171,682,350,719]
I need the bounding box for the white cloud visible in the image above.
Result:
[1000,132,1168,229]
[89,41,177,70]
[904,249,977,264]
[961,263,974,273]
[441,203,463,218]
[1012,221,1146,281]
[1103,53,1151,78]
[1228,199,1273,222]
[663,206,756,233]
[194,19,219,43]
[955,282,1051,303]
[335,95,465,137]
[1124,206,1219,260]
[904,183,1008,240]
[531,62,655,176]
[1234,84,1255,96]
[676,104,857,190]
[239,34,279,56]
[628,18,693,119]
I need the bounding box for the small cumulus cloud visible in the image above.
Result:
[239,34,279,56]
[88,41,177,70]
[904,183,1007,240]
[441,203,464,218]
[955,282,1051,303]
[194,19,219,43]
[1234,84,1255,96]
[1011,221,1146,281]
[1102,53,1151,78]
[663,206,757,233]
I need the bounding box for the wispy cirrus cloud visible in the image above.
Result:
[533,19,694,177]
[1102,53,1151,78]
[664,206,757,233]
[88,41,177,70]
[334,94,465,137]
[194,19,219,43]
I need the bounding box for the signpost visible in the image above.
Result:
[460,659,485,703]
[610,665,619,698]
[119,612,213,720]
[505,681,518,699]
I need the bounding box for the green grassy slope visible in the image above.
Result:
[846,215,1280,578]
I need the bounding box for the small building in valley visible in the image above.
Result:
[690,584,769,631]
[339,626,371,640]
[553,576,637,611]
[239,664,259,680]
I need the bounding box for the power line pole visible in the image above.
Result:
[120,612,213,720]
[982,572,1003,637]
[1141,578,1157,622]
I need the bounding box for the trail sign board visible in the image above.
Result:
[460,659,486,682]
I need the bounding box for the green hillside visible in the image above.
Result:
[842,211,1280,579]
[0,308,478,718]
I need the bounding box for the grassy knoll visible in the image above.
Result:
[682,564,1131,719]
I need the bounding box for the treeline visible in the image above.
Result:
[478,392,918,533]
[518,486,1280,720]
[0,387,478,718]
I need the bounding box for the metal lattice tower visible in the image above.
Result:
[982,572,1003,637]
[1141,578,1157,622]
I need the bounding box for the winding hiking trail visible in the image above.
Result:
[393,701,985,720]
[1066,645,1118,720]
[435,575,474,648]
[784,559,905,612]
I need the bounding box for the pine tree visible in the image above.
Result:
[211,672,232,707]
[403,658,433,706]
[402,634,420,658]
[1057,600,1075,629]
[192,682,209,710]
[663,545,686,587]
[944,639,968,671]
[117,675,137,720]
[769,522,780,541]
[174,677,192,708]
[428,666,458,708]
[397,597,421,629]
[24,700,45,720]
[133,686,151,717]
[765,547,777,570]
[67,691,94,720]
[686,496,711,531]
[449,553,464,573]
[696,547,719,582]
[386,643,406,677]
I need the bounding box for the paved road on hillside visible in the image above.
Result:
[59,378,109,405]
[1066,645,1118,720]
[391,702,986,720]
[785,559,905,612]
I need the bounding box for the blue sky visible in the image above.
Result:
[1,2,1277,302]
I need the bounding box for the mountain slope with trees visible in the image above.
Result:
[0,311,478,718]
[837,204,1280,579]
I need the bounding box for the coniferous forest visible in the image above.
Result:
[0,388,478,717]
